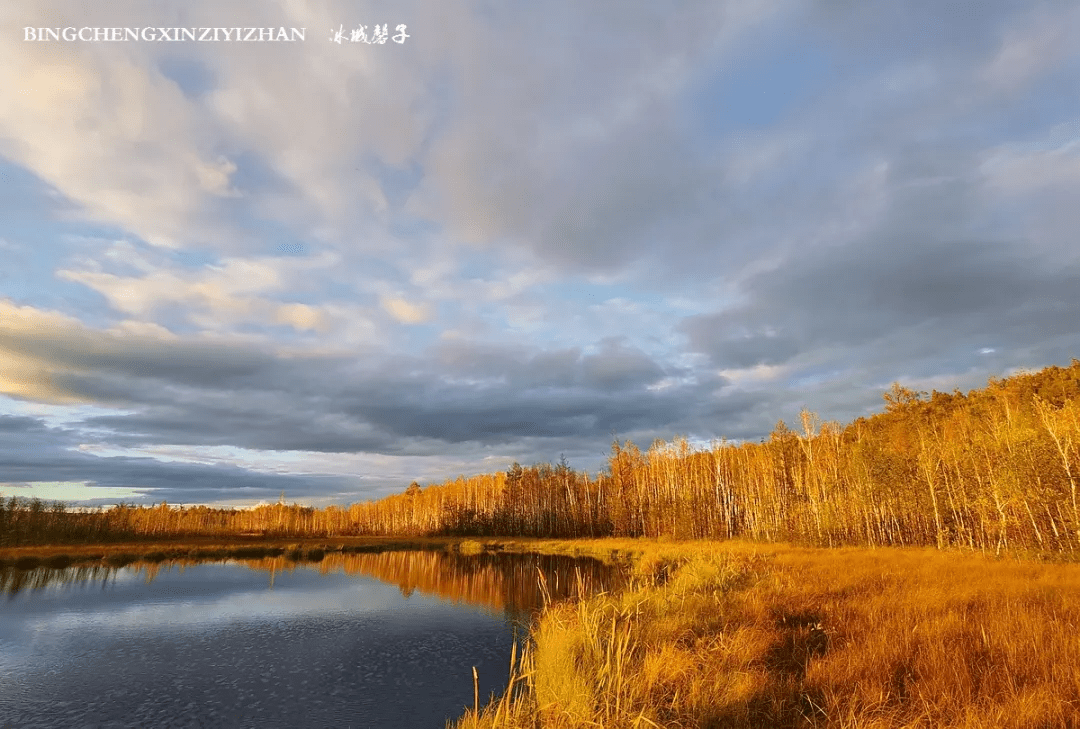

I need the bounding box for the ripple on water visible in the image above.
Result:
[2,552,622,728]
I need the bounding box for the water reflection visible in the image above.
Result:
[0,550,625,729]
[1,549,625,616]
[1,563,119,596]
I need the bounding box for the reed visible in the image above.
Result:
[451,539,1080,729]
[457,539,487,556]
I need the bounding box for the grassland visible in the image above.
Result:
[452,538,1080,729]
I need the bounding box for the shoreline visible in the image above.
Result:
[3,532,1072,570]
[0,534,647,570]
[0,535,486,569]
[5,537,1080,725]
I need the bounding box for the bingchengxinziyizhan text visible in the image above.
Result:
[24,27,308,42]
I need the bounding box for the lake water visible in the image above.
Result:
[0,549,624,728]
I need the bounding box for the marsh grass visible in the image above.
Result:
[452,540,1080,729]
[301,547,326,562]
[455,539,488,556]
[41,554,74,568]
[104,552,140,568]
[0,536,462,570]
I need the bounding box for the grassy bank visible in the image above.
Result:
[0,535,489,570]
[453,539,1080,729]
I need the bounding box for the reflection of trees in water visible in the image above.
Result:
[2,564,121,597]
[323,551,626,615]
[1,551,626,615]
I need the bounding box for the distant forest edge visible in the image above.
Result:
[4,360,1080,555]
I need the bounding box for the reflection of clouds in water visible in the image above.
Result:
[0,570,466,680]
[1,593,514,729]
[8,552,622,638]
[0,550,619,667]
[0,553,618,727]
[18,578,428,637]
[0,562,475,673]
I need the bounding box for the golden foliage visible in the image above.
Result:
[5,360,1080,557]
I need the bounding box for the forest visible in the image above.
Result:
[4,359,1079,555]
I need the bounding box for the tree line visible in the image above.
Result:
[4,360,1079,554]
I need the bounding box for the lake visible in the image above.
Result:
[0,549,624,728]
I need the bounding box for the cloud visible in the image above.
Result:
[275,303,326,331]
[0,413,344,506]
[0,299,286,404]
[1,0,1079,505]
[192,154,240,197]
[0,35,224,248]
[979,5,1080,92]
[56,252,347,335]
[408,1,789,273]
[0,316,750,506]
[380,295,432,325]
[0,300,747,469]
[57,257,281,318]
[980,130,1080,195]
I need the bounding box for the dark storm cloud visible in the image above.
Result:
[679,327,801,370]
[0,414,45,434]
[1,309,760,472]
[0,414,347,505]
[431,337,666,391]
[0,327,286,395]
[681,154,1080,375]
[73,335,716,452]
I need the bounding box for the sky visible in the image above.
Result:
[1,1,1079,508]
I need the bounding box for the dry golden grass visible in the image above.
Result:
[451,539,1080,729]
[0,535,475,569]
[457,539,488,556]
